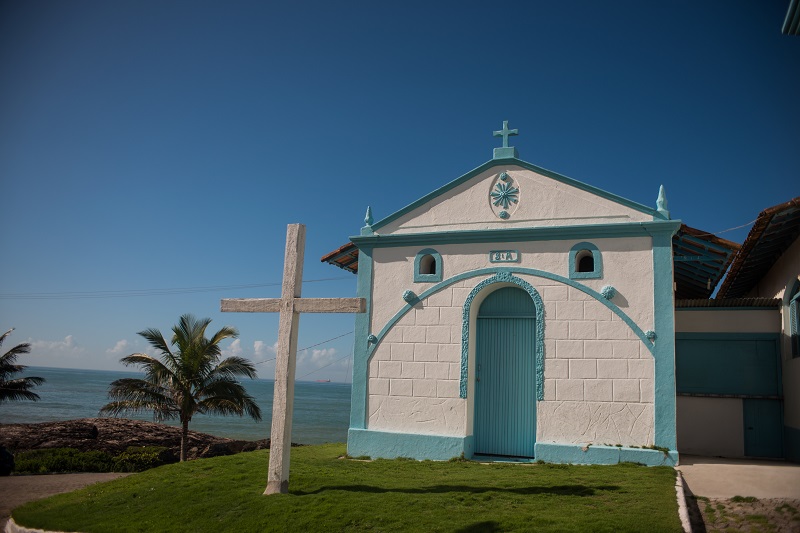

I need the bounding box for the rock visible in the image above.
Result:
[0,418,288,462]
[0,446,13,476]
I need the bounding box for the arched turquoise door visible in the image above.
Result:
[474,287,537,458]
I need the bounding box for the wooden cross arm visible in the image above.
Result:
[221,297,366,314]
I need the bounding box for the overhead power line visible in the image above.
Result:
[253,331,354,366]
[0,277,352,300]
[691,218,758,238]
[298,350,353,380]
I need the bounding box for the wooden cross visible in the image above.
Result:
[493,120,518,148]
[221,223,365,495]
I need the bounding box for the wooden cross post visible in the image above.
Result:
[221,223,365,495]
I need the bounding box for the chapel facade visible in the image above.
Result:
[324,123,680,465]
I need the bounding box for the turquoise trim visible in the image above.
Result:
[401,290,416,303]
[493,147,518,159]
[349,246,374,430]
[534,442,678,466]
[459,272,545,400]
[490,181,520,210]
[353,220,681,248]
[489,250,520,263]
[650,230,678,451]
[600,285,616,300]
[351,266,661,436]
[367,267,655,363]
[413,248,443,283]
[569,242,603,280]
[493,120,518,148]
[368,159,666,232]
[361,207,374,236]
[656,185,670,219]
[348,428,473,461]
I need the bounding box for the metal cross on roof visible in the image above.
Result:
[493,120,518,148]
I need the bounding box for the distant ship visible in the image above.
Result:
[314,379,331,383]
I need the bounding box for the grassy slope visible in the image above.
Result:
[13,444,681,532]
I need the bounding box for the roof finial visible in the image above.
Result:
[492,120,519,159]
[656,185,670,219]
[361,206,374,235]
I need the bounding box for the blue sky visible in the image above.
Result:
[1,1,797,381]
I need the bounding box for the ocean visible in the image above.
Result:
[0,367,352,444]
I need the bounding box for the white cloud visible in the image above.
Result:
[28,335,86,365]
[309,347,337,365]
[106,339,128,355]
[222,338,242,358]
[296,347,349,380]
[253,340,277,361]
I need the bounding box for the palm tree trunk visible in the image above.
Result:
[181,419,189,462]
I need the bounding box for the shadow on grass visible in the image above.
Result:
[454,521,503,532]
[294,484,620,496]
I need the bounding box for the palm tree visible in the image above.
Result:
[0,328,45,404]
[100,314,262,461]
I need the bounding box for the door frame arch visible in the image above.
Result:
[461,271,545,436]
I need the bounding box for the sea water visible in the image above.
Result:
[0,367,351,444]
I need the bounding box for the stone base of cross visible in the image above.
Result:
[221,223,364,495]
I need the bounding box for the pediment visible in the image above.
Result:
[372,160,658,236]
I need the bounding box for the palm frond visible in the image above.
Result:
[0,328,43,403]
[0,362,26,381]
[173,314,211,353]
[197,378,262,420]
[99,400,179,422]
[102,378,180,421]
[0,333,32,374]
[207,326,239,351]
[198,393,262,421]
[208,356,258,380]
[119,353,178,384]
[0,328,14,348]
[1,341,31,362]
[0,378,44,403]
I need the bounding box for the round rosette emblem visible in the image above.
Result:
[488,171,520,220]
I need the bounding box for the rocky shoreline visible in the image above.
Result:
[0,418,281,462]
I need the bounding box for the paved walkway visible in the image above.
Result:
[677,455,800,499]
[0,473,129,530]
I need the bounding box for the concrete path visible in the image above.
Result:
[0,473,129,530]
[677,455,800,499]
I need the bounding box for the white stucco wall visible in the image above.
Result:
[365,237,657,447]
[377,166,652,235]
[677,396,745,457]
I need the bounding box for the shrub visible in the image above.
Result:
[13,446,176,474]
[112,446,175,472]
[15,448,114,474]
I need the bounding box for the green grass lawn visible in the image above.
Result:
[13,443,681,532]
